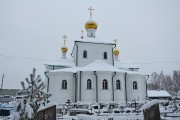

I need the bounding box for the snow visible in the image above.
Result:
[50,60,144,75]
[167,112,180,117]
[37,102,56,112]
[114,60,139,69]
[141,99,159,110]
[25,102,33,119]
[77,114,97,120]
[44,58,75,67]
[148,90,171,98]
[10,112,20,120]
[75,37,115,44]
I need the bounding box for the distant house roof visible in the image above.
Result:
[0,89,19,96]
[148,90,171,98]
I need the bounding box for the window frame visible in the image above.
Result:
[87,79,92,89]
[104,52,107,59]
[83,50,87,58]
[116,80,121,89]
[102,79,108,89]
[133,81,137,90]
[62,80,67,89]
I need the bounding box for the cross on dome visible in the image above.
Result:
[85,6,98,38]
[81,30,84,39]
[88,6,94,17]
[113,39,118,44]
[61,35,68,58]
[63,35,67,45]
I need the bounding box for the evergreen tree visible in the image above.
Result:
[11,68,51,120]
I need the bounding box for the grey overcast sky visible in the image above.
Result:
[0,0,180,89]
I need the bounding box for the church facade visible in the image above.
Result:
[44,8,148,105]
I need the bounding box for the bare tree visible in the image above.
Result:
[148,70,180,96]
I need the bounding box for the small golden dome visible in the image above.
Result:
[85,19,98,30]
[113,48,119,55]
[61,46,68,53]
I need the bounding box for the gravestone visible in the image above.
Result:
[142,100,160,120]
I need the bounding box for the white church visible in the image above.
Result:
[44,7,148,105]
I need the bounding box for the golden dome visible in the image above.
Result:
[113,48,119,55]
[61,46,68,53]
[85,19,98,30]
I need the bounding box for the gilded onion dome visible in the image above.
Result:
[113,48,119,55]
[85,6,98,30]
[61,46,68,53]
[85,18,98,30]
[61,35,68,56]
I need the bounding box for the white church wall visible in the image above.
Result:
[114,73,126,102]
[48,72,74,104]
[126,74,147,102]
[76,42,114,67]
[97,72,113,103]
[81,72,96,102]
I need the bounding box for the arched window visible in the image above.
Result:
[133,81,137,90]
[91,33,93,37]
[116,80,121,89]
[83,50,87,58]
[102,79,108,89]
[62,80,67,89]
[104,52,107,59]
[87,79,92,89]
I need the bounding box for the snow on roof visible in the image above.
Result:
[81,60,122,72]
[44,58,75,67]
[49,60,144,75]
[141,99,159,110]
[114,60,139,69]
[148,90,171,98]
[75,37,115,45]
[37,102,56,112]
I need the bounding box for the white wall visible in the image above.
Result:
[97,72,113,103]
[113,73,126,102]
[126,74,147,102]
[75,42,114,67]
[48,72,74,104]
[81,72,95,102]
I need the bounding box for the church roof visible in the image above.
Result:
[75,37,115,45]
[44,58,75,67]
[49,60,143,75]
[114,60,139,69]
[81,60,122,72]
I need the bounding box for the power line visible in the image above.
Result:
[0,54,180,64]
[121,61,180,64]
[0,54,57,61]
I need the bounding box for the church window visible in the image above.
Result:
[83,50,87,58]
[116,80,121,89]
[62,80,67,89]
[91,33,93,37]
[133,81,137,90]
[87,79,92,89]
[102,79,108,89]
[104,52,107,59]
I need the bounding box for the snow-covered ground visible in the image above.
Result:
[1,99,180,120]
